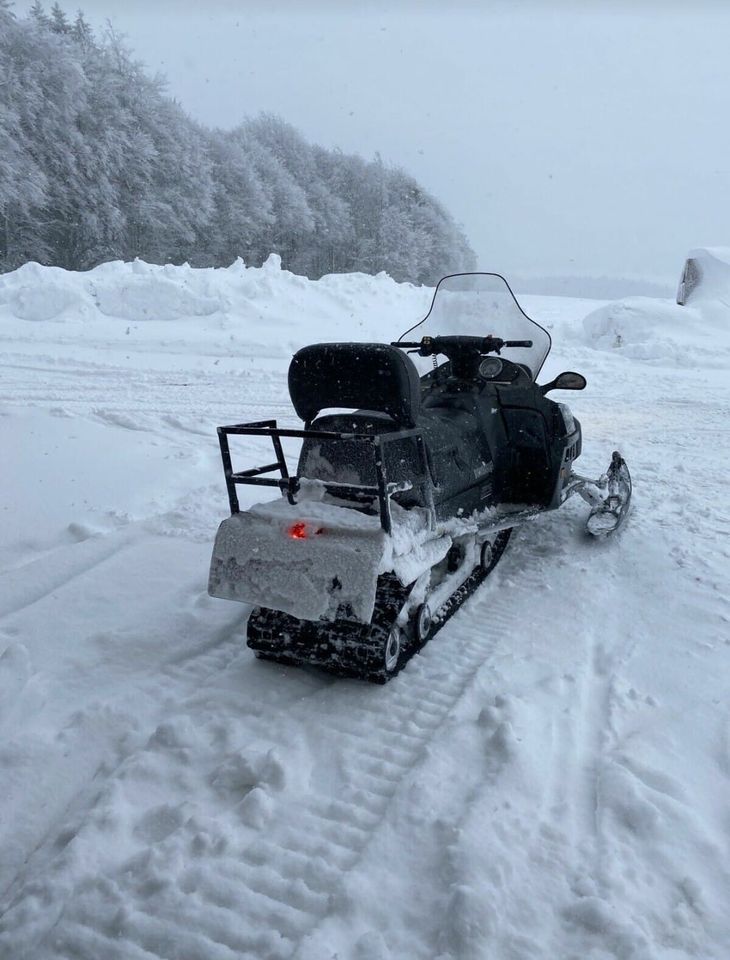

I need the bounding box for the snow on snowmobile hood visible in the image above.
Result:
[399,272,552,379]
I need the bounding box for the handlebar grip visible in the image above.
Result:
[503,340,533,348]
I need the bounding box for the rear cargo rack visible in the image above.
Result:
[216,419,432,534]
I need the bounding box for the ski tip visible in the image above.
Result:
[586,507,627,538]
[586,451,632,538]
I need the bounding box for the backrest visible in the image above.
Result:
[288,343,421,427]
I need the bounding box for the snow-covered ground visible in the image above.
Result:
[1,259,729,960]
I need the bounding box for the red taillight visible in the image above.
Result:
[287,522,324,540]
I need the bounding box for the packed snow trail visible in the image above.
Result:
[1,261,729,959]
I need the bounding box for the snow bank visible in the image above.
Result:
[581,297,695,364]
[582,293,729,366]
[0,257,433,353]
[581,247,730,367]
[583,247,730,367]
[95,276,223,322]
[9,282,83,322]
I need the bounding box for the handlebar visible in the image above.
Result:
[392,336,533,356]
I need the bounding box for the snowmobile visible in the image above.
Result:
[208,273,631,682]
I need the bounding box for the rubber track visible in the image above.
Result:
[247,529,512,683]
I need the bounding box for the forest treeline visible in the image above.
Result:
[0,2,475,281]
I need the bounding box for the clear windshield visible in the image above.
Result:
[400,273,551,379]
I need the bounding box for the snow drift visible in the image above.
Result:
[0,255,433,353]
[581,250,730,367]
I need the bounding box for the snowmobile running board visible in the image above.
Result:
[216,420,432,535]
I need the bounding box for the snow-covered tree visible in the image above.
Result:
[28,1,49,27]
[195,130,272,267]
[0,3,475,279]
[0,16,50,265]
[72,10,93,47]
[50,2,70,33]
[232,121,315,267]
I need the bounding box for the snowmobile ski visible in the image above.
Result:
[585,452,632,537]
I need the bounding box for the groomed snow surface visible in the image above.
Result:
[1,259,729,960]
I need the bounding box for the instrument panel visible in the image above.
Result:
[478,356,529,384]
[478,356,504,379]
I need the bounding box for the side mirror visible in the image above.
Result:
[541,371,587,395]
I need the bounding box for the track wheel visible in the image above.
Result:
[479,529,513,573]
[479,539,494,571]
[414,603,432,645]
[384,626,402,673]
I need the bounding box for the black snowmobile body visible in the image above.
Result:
[291,344,582,522]
[208,273,631,682]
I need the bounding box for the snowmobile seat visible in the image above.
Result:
[289,343,421,427]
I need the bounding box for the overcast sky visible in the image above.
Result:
[36,1,730,283]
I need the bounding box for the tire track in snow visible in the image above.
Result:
[552,635,618,899]
[0,468,630,960]
[401,528,651,960]
[0,352,292,422]
[0,533,133,620]
[540,551,648,953]
[0,617,244,903]
[0,604,342,926]
[9,563,547,960]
